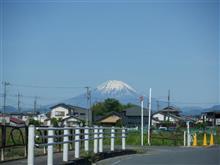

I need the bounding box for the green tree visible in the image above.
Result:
[103,98,123,113]
[92,98,136,118]
[29,118,41,126]
[51,117,60,127]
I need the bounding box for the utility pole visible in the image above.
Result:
[140,96,144,146]
[33,97,37,115]
[157,100,160,111]
[85,87,91,126]
[147,88,152,146]
[2,81,10,125]
[168,89,171,121]
[168,89,170,107]
[17,93,21,113]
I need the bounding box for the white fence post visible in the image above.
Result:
[99,126,103,153]
[75,126,80,158]
[187,121,191,147]
[47,128,54,165]
[111,127,115,151]
[84,126,89,152]
[122,127,126,150]
[63,127,69,162]
[94,126,98,153]
[183,131,186,147]
[28,125,35,165]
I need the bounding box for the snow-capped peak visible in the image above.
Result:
[96,80,137,96]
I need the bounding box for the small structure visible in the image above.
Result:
[61,116,83,127]
[97,112,122,126]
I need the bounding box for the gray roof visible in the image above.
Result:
[50,103,88,111]
[162,106,181,112]
[123,106,149,117]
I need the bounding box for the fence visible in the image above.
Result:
[0,125,28,161]
[28,125,127,165]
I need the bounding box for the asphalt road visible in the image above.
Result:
[97,146,220,165]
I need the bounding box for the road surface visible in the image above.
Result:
[97,146,220,165]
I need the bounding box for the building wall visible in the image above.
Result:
[153,113,164,121]
[51,107,69,119]
[125,116,148,128]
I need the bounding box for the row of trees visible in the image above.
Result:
[91,98,135,116]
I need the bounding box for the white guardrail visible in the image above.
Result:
[27,125,127,165]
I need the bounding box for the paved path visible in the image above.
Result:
[2,146,219,165]
[97,146,220,165]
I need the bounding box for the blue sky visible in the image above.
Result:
[0,0,219,108]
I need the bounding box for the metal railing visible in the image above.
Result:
[0,125,28,161]
[27,125,127,165]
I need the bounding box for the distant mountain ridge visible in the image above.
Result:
[1,80,219,116]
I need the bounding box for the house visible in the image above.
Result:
[9,117,25,126]
[50,103,88,122]
[201,111,220,126]
[122,106,149,128]
[34,113,48,123]
[152,106,183,127]
[9,112,23,119]
[21,111,39,122]
[61,116,83,127]
[0,115,25,126]
[96,112,122,126]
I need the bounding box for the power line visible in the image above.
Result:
[10,83,87,89]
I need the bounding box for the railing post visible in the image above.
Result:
[43,130,47,155]
[47,127,54,165]
[111,126,115,151]
[99,126,103,153]
[84,126,89,152]
[94,126,98,153]
[75,126,80,158]
[183,131,186,146]
[1,125,6,161]
[122,127,126,150]
[63,127,69,162]
[187,121,191,147]
[28,125,35,165]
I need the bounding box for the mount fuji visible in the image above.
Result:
[64,80,167,110]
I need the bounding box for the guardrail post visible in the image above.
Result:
[28,125,35,165]
[84,126,89,152]
[43,130,47,155]
[47,127,54,165]
[122,127,126,150]
[99,126,103,152]
[94,126,98,153]
[63,127,69,162]
[183,131,186,146]
[75,126,80,158]
[111,126,115,151]
[187,121,191,147]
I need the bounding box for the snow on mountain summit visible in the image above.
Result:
[95,80,137,96]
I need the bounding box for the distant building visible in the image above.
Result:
[96,112,122,126]
[94,106,149,128]
[152,106,184,127]
[122,106,149,128]
[0,115,25,126]
[61,116,83,127]
[201,111,220,126]
[50,103,88,122]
